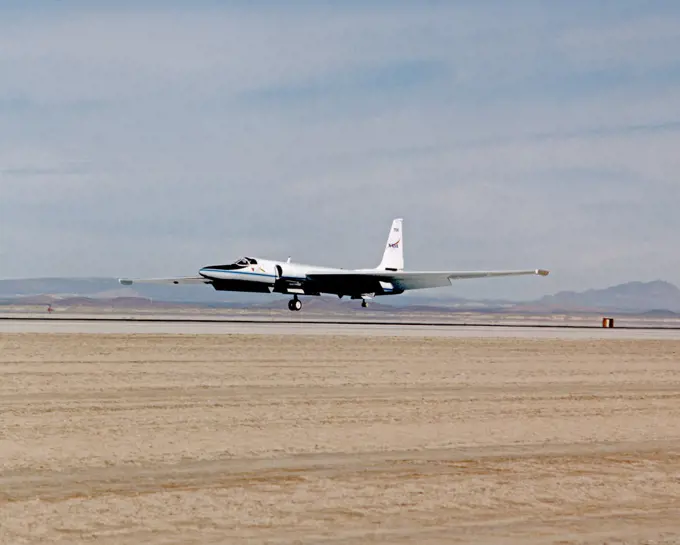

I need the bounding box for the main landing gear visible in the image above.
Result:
[361,299,368,308]
[287,296,302,312]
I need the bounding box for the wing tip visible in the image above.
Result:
[536,269,550,277]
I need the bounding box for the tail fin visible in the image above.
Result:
[377,218,404,271]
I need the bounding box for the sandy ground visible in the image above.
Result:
[1,333,680,544]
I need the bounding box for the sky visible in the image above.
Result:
[1,0,680,300]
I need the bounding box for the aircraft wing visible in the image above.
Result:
[306,269,549,293]
[392,269,549,290]
[118,276,211,286]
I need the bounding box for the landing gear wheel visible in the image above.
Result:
[288,297,302,311]
[361,300,368,308]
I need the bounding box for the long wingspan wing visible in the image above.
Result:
[118,276,211,286]
[306,269,548,293]
[394,269,549,290]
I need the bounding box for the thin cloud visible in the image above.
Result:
[1,1,679,300]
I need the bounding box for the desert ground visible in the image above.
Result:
[2,331,680,544]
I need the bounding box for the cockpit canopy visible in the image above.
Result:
[205,257,258,271]
[232,257,258,267]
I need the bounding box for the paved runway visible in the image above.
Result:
[2,317,680,338]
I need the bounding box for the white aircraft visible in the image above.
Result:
[119,218,549,311]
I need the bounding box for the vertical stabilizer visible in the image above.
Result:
[377,218,404,271]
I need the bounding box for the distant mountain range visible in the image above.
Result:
[531,280,680,313]
[1,277,679,314]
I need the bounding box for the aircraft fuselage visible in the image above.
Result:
[199,258,399,298]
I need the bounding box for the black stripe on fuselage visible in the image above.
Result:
[211,279,272,293]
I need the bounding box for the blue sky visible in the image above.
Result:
[1,0,680,299]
